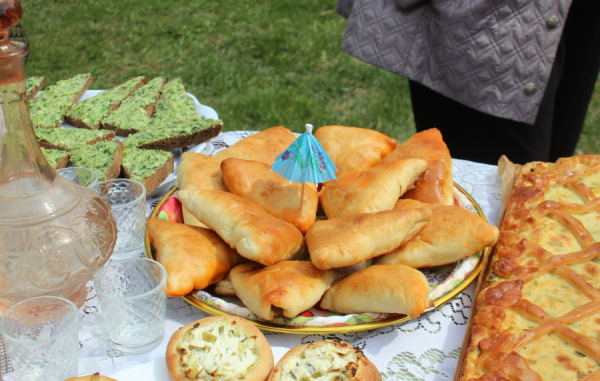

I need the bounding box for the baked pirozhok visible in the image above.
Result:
[147,219,239,297]
[178,189,306,266]
[321,264,430,318]
[381,128,453,205]
[314,125,397,176]
[319,159,428,219]
[214,126,297,164]
[306,208,432,270]
[268,340,381,381]
[166,316,274,381]
[221,158,319,234]
[229,261,343,320]
[374,199,499,268]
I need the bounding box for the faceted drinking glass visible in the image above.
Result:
[0,296,79,381]
[57,167,99,189]
[91,179,146,260]
[94,258,167,354]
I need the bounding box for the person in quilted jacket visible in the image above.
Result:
[336,0,600,165]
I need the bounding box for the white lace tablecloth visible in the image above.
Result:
[3,131,503,381]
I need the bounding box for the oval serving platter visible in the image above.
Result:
[145,183,490,334]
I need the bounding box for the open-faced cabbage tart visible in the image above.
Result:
[459,155,600,381]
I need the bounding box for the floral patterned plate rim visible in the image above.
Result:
[145,183,490,334]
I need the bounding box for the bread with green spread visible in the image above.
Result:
[148,77,200,129]
[121,146,174,194]
[70,140,124,181]
[65,76,148,130]
[101,77,166,136]
[166,316,274,381]
[122,118,222,151]
[29,73,94,129]
[41,147,69,169]
[268,340,381,381]
[35,127,115,151]
[26,76,46,99]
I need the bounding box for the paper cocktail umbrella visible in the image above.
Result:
[271,124,337,209]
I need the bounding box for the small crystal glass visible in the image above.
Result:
[91,179,146,260]
[0,296,79,381]
[57,167,99,189]
[94,258,167,354]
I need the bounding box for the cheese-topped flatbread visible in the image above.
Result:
[319,159,428,219]
[381,128,453,205]
[177,152,227,227]
[320,264,430,318]
[213,126,297,164]
[179,189,306,266]
[229,261,344,320]
[147,219,239,297]
[306,208,432,270]
[374,200,500,268]
[314,125,397,176]
[221,158,318,234]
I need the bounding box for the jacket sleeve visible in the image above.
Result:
[395,0,430,10]
[336,0,355,19]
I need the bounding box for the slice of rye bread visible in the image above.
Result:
[41,147,69,169]
[26,76,46,99]
[30,73,94,129]
[35,127,115,151]
[101,77,166,137]
[70,140,124,181]
[121,147,174,194]
[65,76,148,130]
[123,119,223,151]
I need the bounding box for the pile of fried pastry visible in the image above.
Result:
[147,126,500,321]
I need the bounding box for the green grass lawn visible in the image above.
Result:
[20,0,600,156]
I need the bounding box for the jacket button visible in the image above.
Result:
[547,15,559,29]
[524,83,537,96]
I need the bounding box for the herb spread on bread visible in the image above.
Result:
[149,77,200,128]
[176,320,260,379]
[278,341,361,380]
[41,148,68,169]
[70,140,120,181]
[122,147,173,182]
[26,76,45,96]
[35,127,114,151]
[29,73,92,128]
[102,77,165,133]
[123,118,222,148]
[66,76,146,129]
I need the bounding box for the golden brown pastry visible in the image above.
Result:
[221,158,318,234]
[64,374,118,381]
[374,200,500,267]
[320,264,430,318]
[213,274,236,296]
[147,219,239,297]
[306,208,432,270]
[314,125,397,176]
[178,189,306,266]
[319,159,428,219]
[213,126,297,164]
[268,340,381,381]
[380,128,453,205]
[229,261,344,320]
[166,316,274,381]
[177,152,227,228]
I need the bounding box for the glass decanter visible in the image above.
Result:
[0,0,118,313]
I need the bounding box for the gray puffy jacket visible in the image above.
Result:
[337,0,572,124]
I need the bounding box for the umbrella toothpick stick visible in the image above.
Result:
[300,182,305,211]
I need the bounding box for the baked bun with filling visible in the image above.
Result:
[267,340,381,380]
[166,316,274,381]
